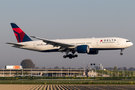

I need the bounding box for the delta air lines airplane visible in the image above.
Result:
[6,23,133,59]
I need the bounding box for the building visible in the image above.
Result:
[87,70,97,77]
[0,68,85,77]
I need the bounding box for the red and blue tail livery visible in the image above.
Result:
[10,23,32,42]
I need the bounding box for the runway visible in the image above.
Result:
[1,85,135,90]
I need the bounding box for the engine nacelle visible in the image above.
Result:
[87,50,98,54]
[76,45,89,53]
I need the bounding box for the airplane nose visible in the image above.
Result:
[126,42,133,47]
[131,42,133,46]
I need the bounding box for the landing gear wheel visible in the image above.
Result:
[120,53,123,55]
[63,55,66,58]
[74,54,78,57]
[63,54,78,59]
[69,54,73,59]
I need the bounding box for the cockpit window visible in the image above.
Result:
[126,41,130,42]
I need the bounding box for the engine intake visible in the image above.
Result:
[76,45,89,53]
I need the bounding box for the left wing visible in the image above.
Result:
[31,36,75,49]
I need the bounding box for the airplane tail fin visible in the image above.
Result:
[10,23,32,43]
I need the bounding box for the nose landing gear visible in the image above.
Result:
[120,49,124,55]
[120,52,123,55]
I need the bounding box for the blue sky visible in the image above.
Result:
[0,0,135,68]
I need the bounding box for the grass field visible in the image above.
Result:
[1,84,135,90]
[1,79,135,84]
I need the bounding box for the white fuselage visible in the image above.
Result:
[14,37,133,52]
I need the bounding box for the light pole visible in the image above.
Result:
[68,67,69,77]
[83,62,85,77]
[10,69,11,76]
[22,69,23,76]
[47,69,48,77]
[61,68,62,77]
[3,68,4,77]
[31,68,32,76]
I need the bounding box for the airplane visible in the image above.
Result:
[6,23,133,59]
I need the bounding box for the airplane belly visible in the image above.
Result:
[21,44,59,52]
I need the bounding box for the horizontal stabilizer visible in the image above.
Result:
[6,42,24,46]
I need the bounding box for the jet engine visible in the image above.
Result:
[87,50,98,54]
[76,45,89,53]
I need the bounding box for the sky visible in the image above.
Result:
[0,0,135,69]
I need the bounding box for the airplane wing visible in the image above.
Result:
[6,42,25,46]
[31,36,75,49]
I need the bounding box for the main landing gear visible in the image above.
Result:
[63,49,78,59]
[63,54,78,59]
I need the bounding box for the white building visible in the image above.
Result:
[87,70,97,77]
[99,63,103,70]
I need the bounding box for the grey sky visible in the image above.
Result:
[0,0,135,68]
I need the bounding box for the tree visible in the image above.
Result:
[128,67,134,71]
[42,67,46,69]
[122,67,128,71]
[54,66,59,69]
[35,67,39,69]
[20,59,35,68]
[118,67,122,70]
[78,67,83,69]
[113,66,117,71]
[61,67,65,69]
[105,67,113,70]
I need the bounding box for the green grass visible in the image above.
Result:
[0,76,135,80]
[96,70,135,77]
[0,79,135,84]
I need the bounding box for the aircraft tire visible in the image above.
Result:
[120,53,123,55]
[63,55,66,58]
[69,54,73,59]
[74,54,78,57]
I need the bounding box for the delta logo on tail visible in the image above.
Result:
[11,23,32,42]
